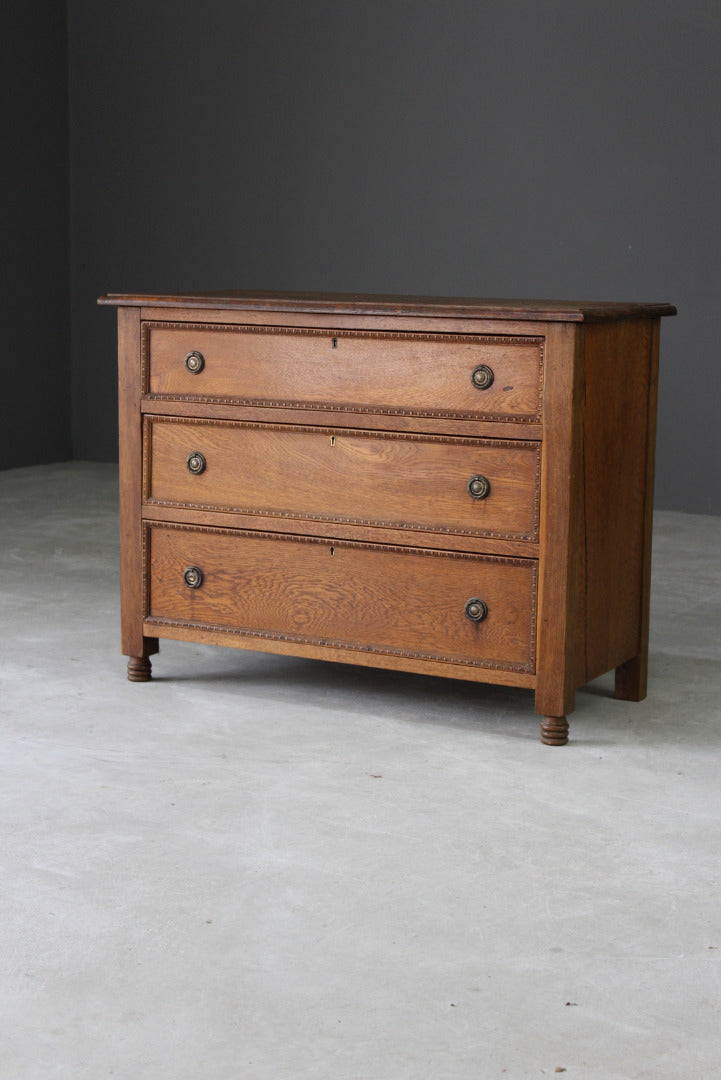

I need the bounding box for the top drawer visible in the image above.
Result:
[143,323,543,422]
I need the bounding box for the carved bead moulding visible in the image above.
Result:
[140,321,545,424]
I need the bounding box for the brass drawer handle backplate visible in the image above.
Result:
[464,598,488,623]
[471,364,494,390]
[185,350,205,374]
[186,451,206,475]
[183,566,203,590]
[467,474,491,500]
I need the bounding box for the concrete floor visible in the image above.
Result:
[1,462,720,1080]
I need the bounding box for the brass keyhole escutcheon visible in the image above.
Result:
[467,475,490,500]
[186,451,206,475]
[185,350,205,374]
[471,364,494,390]
[183,566,203,590]
[464,598,488,623]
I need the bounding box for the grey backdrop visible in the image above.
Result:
[3,0,720,513]
[2,2,70,468]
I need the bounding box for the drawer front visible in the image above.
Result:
[144,323,543,422]
[144,418,540,541]
[145,524,537,673]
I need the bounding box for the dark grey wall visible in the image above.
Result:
[1,2,70,469]
[15,1,721,513]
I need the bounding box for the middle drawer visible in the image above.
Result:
[143,417,540,542]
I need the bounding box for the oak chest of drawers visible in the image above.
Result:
[99,291,676,743]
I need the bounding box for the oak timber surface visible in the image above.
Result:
[146,524,537,672]
[145,418,541,541]
[103,287,676,743]
[99,291,676,322]
[145,323,543,421]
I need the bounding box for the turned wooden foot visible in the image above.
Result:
[127,655,152,682]
[540,715,569,745]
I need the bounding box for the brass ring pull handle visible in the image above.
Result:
[471,364,494,390]
[183,566,203,590]
[464,598,488,623]
[186,451,206,475]
[467,474,491,500]
[185,350,205,374]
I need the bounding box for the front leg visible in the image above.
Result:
[127,654,153,681]
[540,716,569,746]
[125,636,159,682]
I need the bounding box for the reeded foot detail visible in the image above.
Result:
[127,655,152,682]
[540,715,569,746]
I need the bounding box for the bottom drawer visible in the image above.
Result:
[144,523,537,674]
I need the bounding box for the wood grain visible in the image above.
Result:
[140,306,551,342]
[142,619,537,689]
[139,502,539,559]
[117,306,158,664]
[99,291,676,323]
[145,323,543,422]
[145,523,538,673]
[534,322,585,724]
[140,396,543,442]
[581,318,654,682]
[102,290,675,740]
[144,417,541,542]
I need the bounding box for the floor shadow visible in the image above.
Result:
[151,642,721,749]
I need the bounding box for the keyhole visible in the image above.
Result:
[329,546,335,557]
[332,337,338,348]
[330,435,336,446]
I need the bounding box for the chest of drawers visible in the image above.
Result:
[99,291,675,744]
